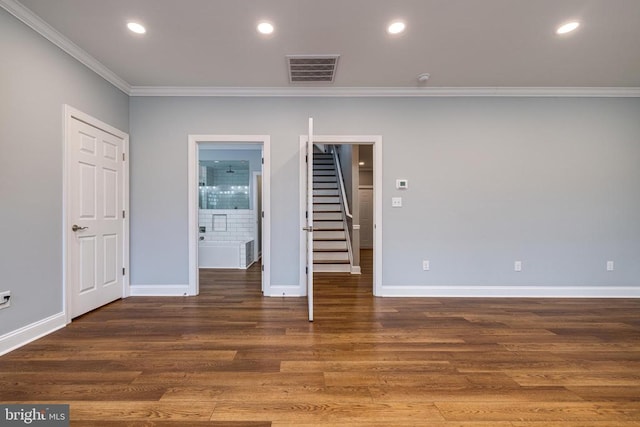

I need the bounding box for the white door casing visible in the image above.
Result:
[359,187,374,249]
[252,171,263,266]
[64,106,129,321]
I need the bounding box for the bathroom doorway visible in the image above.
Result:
[188,135,270,296]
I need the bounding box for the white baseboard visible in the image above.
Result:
[266,285,305,297]
[0,312,66,356]
[378,285,640,298]
[129,284,190,296]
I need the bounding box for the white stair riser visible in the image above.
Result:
[314,241,348,251]
[313,231,346,240]
[313,176,337,183]
[314,197,340,204]
[313,183,338,189]
[314,212,342,221]
[313,189,339,196]
[313,264,352,273]
[313,204,341,212]
[314,251,350,262]
[313,221,344,230]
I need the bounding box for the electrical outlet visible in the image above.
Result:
[0,291,10,310]
[606,261,614,271]
[422,260,430,271]
[514,261,522,272]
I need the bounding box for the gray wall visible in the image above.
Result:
[130,96,640,291]
[0,8,129,335]
[337,144,354,204]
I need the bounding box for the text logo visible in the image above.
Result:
[1,405,69,426]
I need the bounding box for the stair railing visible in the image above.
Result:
[330,146,355,271]
[331,147,352,219]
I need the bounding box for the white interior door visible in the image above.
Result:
[68,117,125,318]
[305,118,314,321]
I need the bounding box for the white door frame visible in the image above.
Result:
[358,186,374,249]
[299,135,383,296]
[252,171,262,265]
[63,105,130,324]
[187,135,271,296]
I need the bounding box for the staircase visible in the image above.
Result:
[312,152,351,272]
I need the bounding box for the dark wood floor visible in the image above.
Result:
[2,250,640,426]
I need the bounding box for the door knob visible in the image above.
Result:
[72,224,88,232]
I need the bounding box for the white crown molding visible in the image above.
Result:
[129,86,640,98]
[0,0,131,94]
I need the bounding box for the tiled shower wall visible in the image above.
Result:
[199,165,251,209]
[199,209,256,242]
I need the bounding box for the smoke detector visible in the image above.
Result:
[287,55,340,83]
[417,73,431,83]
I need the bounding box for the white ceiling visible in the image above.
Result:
[9,0,640,91]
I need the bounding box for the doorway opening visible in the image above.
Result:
[299,135,383,299]
[188,135,271,296]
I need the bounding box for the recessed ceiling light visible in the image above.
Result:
[127,22,146,34]
[257,21,274,35]
[556,21,580,35]
[387,20,406,35]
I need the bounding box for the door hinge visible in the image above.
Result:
[305,266,308,274]
[122,153,125,161]
[262,265,264,272]
[122,210,126,219]
[262,211,264,218]
[305,211,308,219]
[122,267,125,275]
[261,157,264,164]
[305,155,308,163]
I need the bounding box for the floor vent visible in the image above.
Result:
[287,55,340,83]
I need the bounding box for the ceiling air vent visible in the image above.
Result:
[287,55,340,83]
